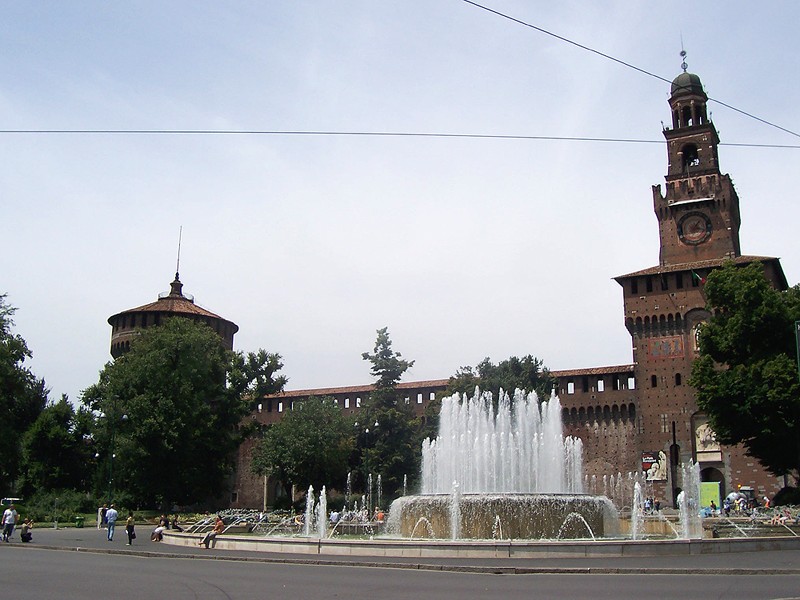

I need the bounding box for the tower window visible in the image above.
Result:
[681,106,693,127]
[651,375,658,388]
[646,277,653,293]
[676,273,684,289]
[675,373,682,386]
[631,279,638,294]
[681,144,700,170]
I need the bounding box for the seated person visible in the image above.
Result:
[171,514,183,532]
[20,519,33,543]
[199,515,225,549]
[151,525,166,541]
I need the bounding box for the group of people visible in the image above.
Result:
[2,504,33,543]
[98,504,186,545]
[327,507,386,526]
[151,513,183,541]
[96,503,136,545]
[642,497,661,514]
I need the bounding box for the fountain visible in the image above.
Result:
[630,482,645,540]
[388,388,616,539]
[678,461,703,539]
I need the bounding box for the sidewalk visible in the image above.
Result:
[8,526,800,575]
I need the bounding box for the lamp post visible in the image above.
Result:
[795,321,800,383]
[355,419,379,515]
[102,396,127,505]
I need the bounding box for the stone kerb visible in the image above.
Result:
[163,531,800,559]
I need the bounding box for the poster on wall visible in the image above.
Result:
[642,450,668,481]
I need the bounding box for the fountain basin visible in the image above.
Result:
[388,493,617,539]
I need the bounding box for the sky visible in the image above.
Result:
[2,1,798,404]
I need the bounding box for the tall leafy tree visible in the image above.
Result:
[359,327,419,498]
[689,261,800,483]
[0,294,48,495]
[447,355,556,402]
[19,395,94,496]
[83,317,285,507]
[251,396,354,496]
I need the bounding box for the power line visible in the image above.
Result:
[461,0,800,139]
[0,128,797,148]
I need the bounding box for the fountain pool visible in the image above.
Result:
[389,388,617,539]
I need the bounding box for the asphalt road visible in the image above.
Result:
[2,527,799,600]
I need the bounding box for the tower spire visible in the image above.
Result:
[680,36,688,72]
[175,225,183,281]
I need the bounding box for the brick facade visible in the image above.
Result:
[228,69,788,509]
[108,70,790,510]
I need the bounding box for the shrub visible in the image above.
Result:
[773,486,800,506]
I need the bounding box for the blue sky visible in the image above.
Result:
[2,1,798,402]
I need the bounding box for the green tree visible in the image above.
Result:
[447,355,556,402]
[251,396,354,496]
[0,294,48,495]
[83,317,286,507]
[359,327,419,499]
[19,395,94,496]
[689,261,800,483]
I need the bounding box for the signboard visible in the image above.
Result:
[642,450,668,481]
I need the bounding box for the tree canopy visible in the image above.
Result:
[0,294,48,495]
[251,396,353,495]
[447,355,556,401]
[359,327,420,498]
[83,317,286,507]
[689,261,800,483]
[19,394,94,497]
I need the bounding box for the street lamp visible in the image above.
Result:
[101,397,128,505]
[355,419,379,514]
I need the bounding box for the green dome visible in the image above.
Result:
[671,72,705,97]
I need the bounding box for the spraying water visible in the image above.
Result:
[631,482,645,540]
[421,389,583,494]
[316,486,328,538]
[304,485,314,537]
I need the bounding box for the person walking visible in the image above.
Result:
[125,512,136,545]
[105,504,119,541]
[2,504,19,542]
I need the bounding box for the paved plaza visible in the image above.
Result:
[3,527,800,599]
[8,525,800,573]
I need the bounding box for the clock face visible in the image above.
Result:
[678,211,712,245]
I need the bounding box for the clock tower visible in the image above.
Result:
[614,60,787,506]
[654,67,741,266]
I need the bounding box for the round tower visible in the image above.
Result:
[108,273,239,358]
